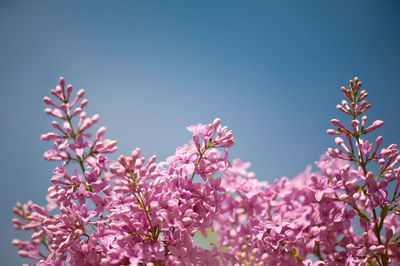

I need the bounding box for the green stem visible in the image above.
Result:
[190,141,214,181]
[130,174,158,242]
[66,116,94,192]
[40,235,51,253]
[351,106,388,266]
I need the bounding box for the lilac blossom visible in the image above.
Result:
[12,77,400,265]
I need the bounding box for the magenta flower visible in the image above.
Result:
[68,135,89,157]
[12,77,400,265]
[310,174,335,201]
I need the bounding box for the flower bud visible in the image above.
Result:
[365,120,384,133]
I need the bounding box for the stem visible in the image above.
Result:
[130,174,159,242]
[190,151,204,181]
[350,103,388,266]
[190,141,214,181]
[40,235,51,254]
[290,248,304,262]
[66,116,94,192]
[315,243,323,260]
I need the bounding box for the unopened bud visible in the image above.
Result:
[336,105,349,114]
[131,148,141,161]
[349,80,354,90]
[72,107,82,117]
[43,97,53,105]
[372,136,384,155]
[359,90,368,101]
[95,127,106,142]
[341,100,350,110]
[66,84,73,101]
[118,155,128,169]
[351,120,360,134]
[335,137,344,146]
[77,89,85,98]
[365,120,384,133]
[92,114,100,123]
[80,99,88,109]
[355,81,362,95]
[59,76,65,88]
[213,118,221,130]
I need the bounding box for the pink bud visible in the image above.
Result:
[77,89,85,98]
[80,99,88,109]
[331,119,344,128]
[370,245,385,253]
[148,163,157,173]
[373,136,383,155]
[31,204,50,217]
[359,90,368,101]
[327,129,335,135]
[71,107,82,117]
[92,114,100,123]
[213,118,221,130]
[105,140,117,149]
[182,217,193,226]
[135,159,143,169]
[59,76,65,88]
[70,89,85,107]
[359,100,367,109]
[147,155,157,166]
[11,239,21,246]
[55,85,62,95]
[44,108,64,119]
[341,100,350,110]
[40,133,64,141]
[193,133,200,150]
[327,129,342,136]
[43,96,52,104]
[44,108,52,115]
[43,96,60,108]
[80,111,87,119]
[361,115,367,128]
[131,148,141,161]
[335,137,344,146]
[365,120,384,133]
[337,104,349,115]
[51,121,65,133]
[346,244,358,252]
[95,127,106,142]
[18,250,38,260]
[66,84,73,102]
[351,120,359,134]
[366,171,374,180]
[150,201,159,210]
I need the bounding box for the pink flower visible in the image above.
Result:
[13,76,400,265]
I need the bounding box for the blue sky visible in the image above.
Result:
[1,1,399,264]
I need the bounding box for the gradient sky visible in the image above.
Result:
[1,1,399,264]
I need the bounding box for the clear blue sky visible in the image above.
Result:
[1,1,399,264]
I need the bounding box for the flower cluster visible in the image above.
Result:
[213,77,400,266]
[13,77,399,265]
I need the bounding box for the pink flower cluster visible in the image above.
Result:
[13,77,400,265]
